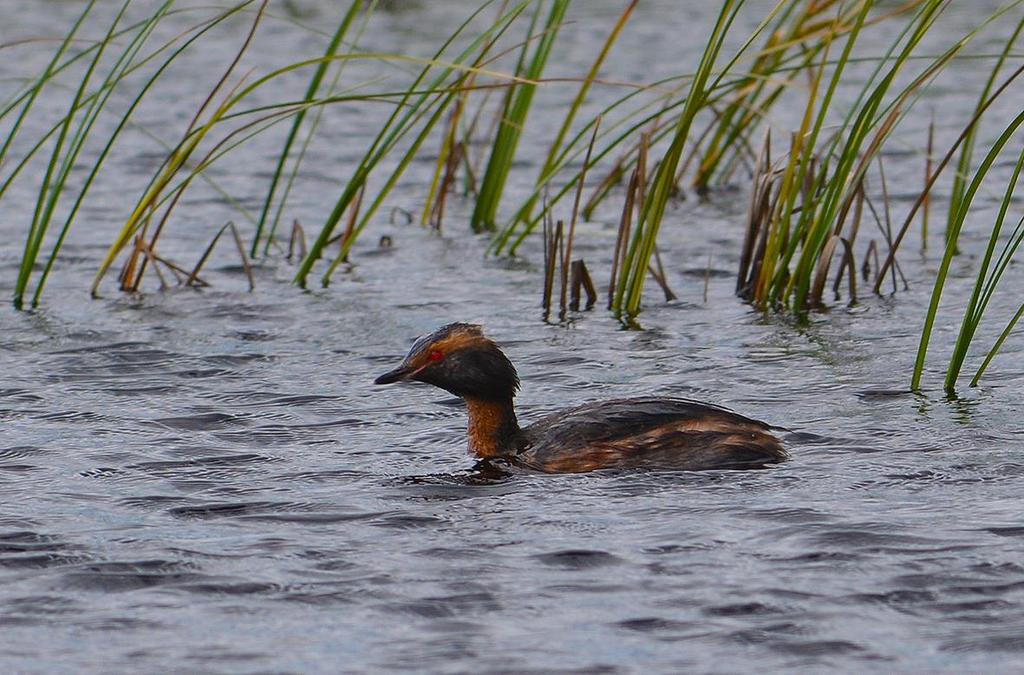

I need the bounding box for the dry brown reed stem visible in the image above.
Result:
[634,131,649,232]
[569,260,596,311]
[130,72,248,293]
[922,113,934,250]
[836,184,865,291]
[559,117,601,314]
[186,221,253,290]
[541,192,553,314]
[737,129,771,296]
[649,246,676,301]
[426,82,471,229]
[119,209,152,291]
[121,236,211,290]
[809,233,839,306]
[874,61,1024,293]
[877,155,892,244]
[862,239,878,282]
[583,115,671,219]
[118,236,141,291]
[609,165,638,309]
[185,221,225,287]
[753,170,784,301]
[288,219,306,262]
[154,253,190,286]
[151,246,207,286]
[430,140,464,230]
[801,156,816,205]
[583,159,626,220]
[327,183,365,255]
[609,132,648,308]
[186,3,266,150]
[862,190,907,292]
[141,241,168,290]
[424,13,527,229]
[346,184,365,254]
[810,178,865,305]
[228,221,255,291]
[874,154,903,292]
[458,147,480,198]
[831,238,857,303]
[152,257,171,289]
[703,254,712,304]
[830,182,866,304]
[541,216,563,321]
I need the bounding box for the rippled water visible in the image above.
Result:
[3,1,1024,672]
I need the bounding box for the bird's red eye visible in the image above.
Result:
[427,349,444,362]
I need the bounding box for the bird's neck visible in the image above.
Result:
[464,397,520,458]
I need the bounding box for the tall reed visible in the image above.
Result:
[251,0,364,258]
[470,0,569,233]
[494,0,636,246]
[8,1,247,306]
[295,1,532,287]
[912,111,1024,392]
[4,0,1023,394]
[612,0,779,318]
[736,0,1023,315]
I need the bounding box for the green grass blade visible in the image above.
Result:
[911,108,1024,391]
[251,0,363,257]
[294,0,530,286]
[16,0,114,308]
[0,0,96,173]
[25,2,176,307]
[944,143,1024,390]
[494,0,635,249]
[970,214,1024,386]
[945,14,1024,248]
[615,0,748,317]
[471,0,570,233]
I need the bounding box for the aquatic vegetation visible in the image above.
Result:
[488,0,637,244]
[3,0,1024,391]
[740,0,966,312]
[609,0,751,318]
[251,0,364,258]
[96,0,271,296]
[944,16,1024,251]
[10,1,180,307]
[299,1,537,288]
[914,110,1024,392]
[470,0,570,233]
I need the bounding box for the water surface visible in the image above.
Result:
[2,2,1024,672]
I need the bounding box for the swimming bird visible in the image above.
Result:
[374,323,786,473]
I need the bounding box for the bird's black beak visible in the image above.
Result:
[374,364,415,385]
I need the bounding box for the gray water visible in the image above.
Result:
[2,1,1024,673]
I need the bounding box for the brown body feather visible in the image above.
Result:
[509,397,786,473]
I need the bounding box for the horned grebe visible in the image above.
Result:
[375,323,786,473]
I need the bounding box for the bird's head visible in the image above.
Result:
[374,323,519,401]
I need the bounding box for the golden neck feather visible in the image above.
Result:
[464,398,519,458]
